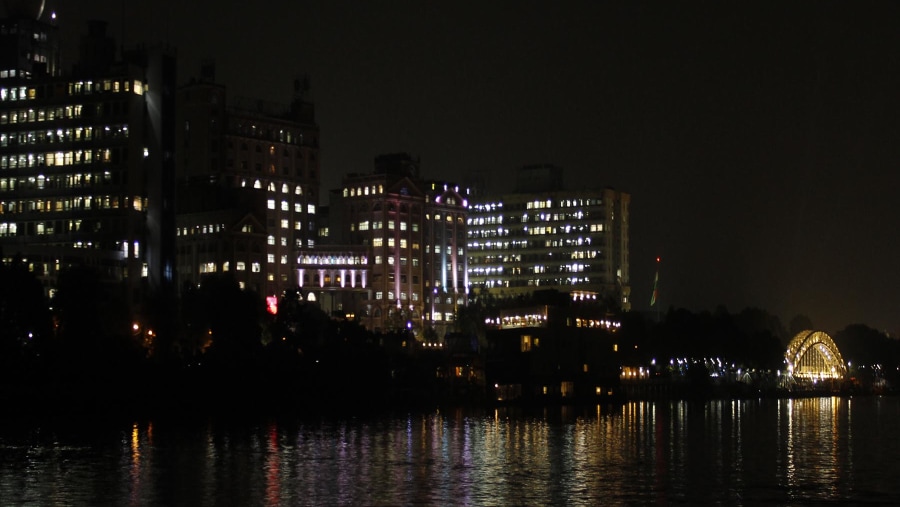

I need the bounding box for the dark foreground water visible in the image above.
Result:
[2,396,900,505]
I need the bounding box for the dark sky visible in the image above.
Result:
[48,1,900,335]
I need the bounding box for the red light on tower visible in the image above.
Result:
[266,296,278,315]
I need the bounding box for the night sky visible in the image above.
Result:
[49,1,900,335]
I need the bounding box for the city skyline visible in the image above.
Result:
[49,1,900,334]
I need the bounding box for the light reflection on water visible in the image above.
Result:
[2,397,900,505]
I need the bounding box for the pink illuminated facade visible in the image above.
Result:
[304,153,468,336]
[295,246,370,317]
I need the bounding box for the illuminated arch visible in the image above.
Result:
[785,330,846,380]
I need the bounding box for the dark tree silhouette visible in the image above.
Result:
[52,265,140,375]
[187,273,265,371]
[0,257,52,375]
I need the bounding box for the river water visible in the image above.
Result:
[2,396,900,505]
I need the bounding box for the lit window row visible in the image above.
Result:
[428,312,455,322]
[543,237,593,247]
[297,254,368,266]
[343,184,384,197]
[0,171,122,193]
[0,220,117,237]
[0,148,112,169]
[0,222,18,236]
[570,250,600,259]
[232,261,261,272]
[67,79,143,96]
[467,230,507,239]
[522,198,603,210]
[468,202,502,212]
[574,318,620,330]
[239,179,304,196]
[177,224,227,236]
[469,267,505,275]
[0,86,35,102]
[527,199,552,210]
[1,125,128,147]
[1,194,134,214]
[467,216,504,226]
[0,104,82,125]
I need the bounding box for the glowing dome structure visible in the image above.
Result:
[785,330,846,380]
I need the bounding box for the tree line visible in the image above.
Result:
[2,260,899,414]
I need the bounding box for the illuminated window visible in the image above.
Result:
[237,262,246,271]
[521,335,532,352]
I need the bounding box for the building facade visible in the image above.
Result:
[304,153,468,336]
[467,164,631,311]
[0,15,176,320]
[175,74,320,297]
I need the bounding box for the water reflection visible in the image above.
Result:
[2,397,900,504]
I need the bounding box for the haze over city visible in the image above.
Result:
[52,0,900,334]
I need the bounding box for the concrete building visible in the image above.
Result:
[467,164,631,311]
[175,72,320,297]
[0,14,177,323]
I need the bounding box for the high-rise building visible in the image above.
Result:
[467,164,631,311]
[0,14,177,319]
[0,1,60,81]
[305,153,468,336]
[175,73,320,297]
